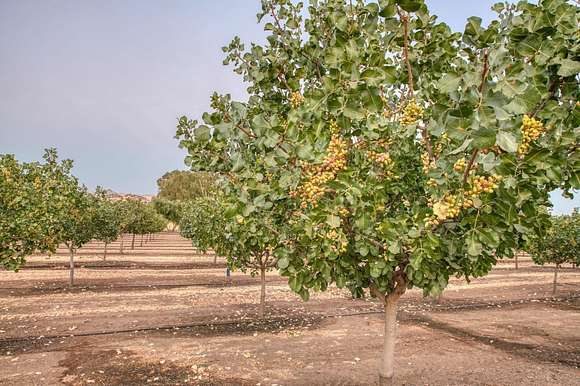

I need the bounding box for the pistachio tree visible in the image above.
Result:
[180,195,279,317]
[59,185,97,286]
[92,187,122,260]
[176,0,579,383]
[0,149,76,271]
[528,211,580,293]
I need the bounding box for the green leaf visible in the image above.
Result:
[467,238,482,256]
[396,0,421,12]
[556,58,580,77]
[496,131,517,153]
[472,128,496,149]
[194,125,211,142]
[326,215,341,228]
[437,73,461,93]
[278,257,289,269]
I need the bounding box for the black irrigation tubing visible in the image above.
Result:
[0,279,290,292]
[1,293,578,346]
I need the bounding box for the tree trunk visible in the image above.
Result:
[103,242,108,261]
[120,235,125,254]
[553,264,559,294]
[214,254,217,264]
[140,234,144,247]
[259,267,266,318]
[131,234,135,250]
[515,253,519,270]
[379,294,400,386]
[69,247,75,287]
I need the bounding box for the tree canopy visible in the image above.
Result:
[1,149,77,271]
[156,170,217,201]
[176,0,579,383]
[528,211,580,267]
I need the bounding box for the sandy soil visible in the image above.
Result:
[1,232,579,386]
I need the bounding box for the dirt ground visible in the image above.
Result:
[1,232,579,386]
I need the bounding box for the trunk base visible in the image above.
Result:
[379,374,394,386]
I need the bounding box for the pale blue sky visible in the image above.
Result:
[0,1,577,213]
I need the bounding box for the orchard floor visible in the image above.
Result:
[0,233,579,386]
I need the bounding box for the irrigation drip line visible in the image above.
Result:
[0,293,577,345]
[0,279,291,292]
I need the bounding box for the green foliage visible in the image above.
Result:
[153,198,183,225]
[180,196,229,254]
[157,170,217,201]
[58,182,97,251]
[91,187,122,244]
[176,0,579,301]
[180,193,278,275]
[0,149,79,270]
[123,200,167,236]
[528,211,580,266]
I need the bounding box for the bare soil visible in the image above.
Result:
[1,232,579,385]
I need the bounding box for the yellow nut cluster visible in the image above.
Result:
[377,138,393,148]
[400,99,424,125]
[338,207,349,217]
[326,229,348,253]
[426,194,462,226]
[453,158,466,172]
[368,150,394,168]
[427,178,438,187]
[517,115,545,156]
[290,121,348,208]
[421,153,435,174]
[466,175,502,196]
[289,91,305,108]
[481,145,502,155]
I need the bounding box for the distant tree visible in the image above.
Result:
[152,198,183,230]
[92,187,122,260]
[156,170,217,201]
[124,201,167,248]
[180,195,278,317]
[528,211,580,293]
[0,149,77,271]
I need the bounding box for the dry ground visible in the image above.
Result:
[1,232,579,386]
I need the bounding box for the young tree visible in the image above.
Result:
[1,149,76,271]
[528,211,580,294]
[92,188,122,260]
[59,186,97,286]
[123,200,147,250]
[180,195,279,317]
[176,0,579,383]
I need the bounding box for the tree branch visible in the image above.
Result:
[530,77,561,117]
[462,149,479,184]
[370,284,386,303]
[478,50,490,95]
[397,7,414,96]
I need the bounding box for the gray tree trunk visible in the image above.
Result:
[515,253,519,269]
[379,295,400,386]
[131,234,135,250]
[120,235,124,254]
[214,254,217,264]
[103,242,108,260]
[553,264,559,294]
[69,247,75,287]
[140,234,144,247]
[259,267,266,318]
